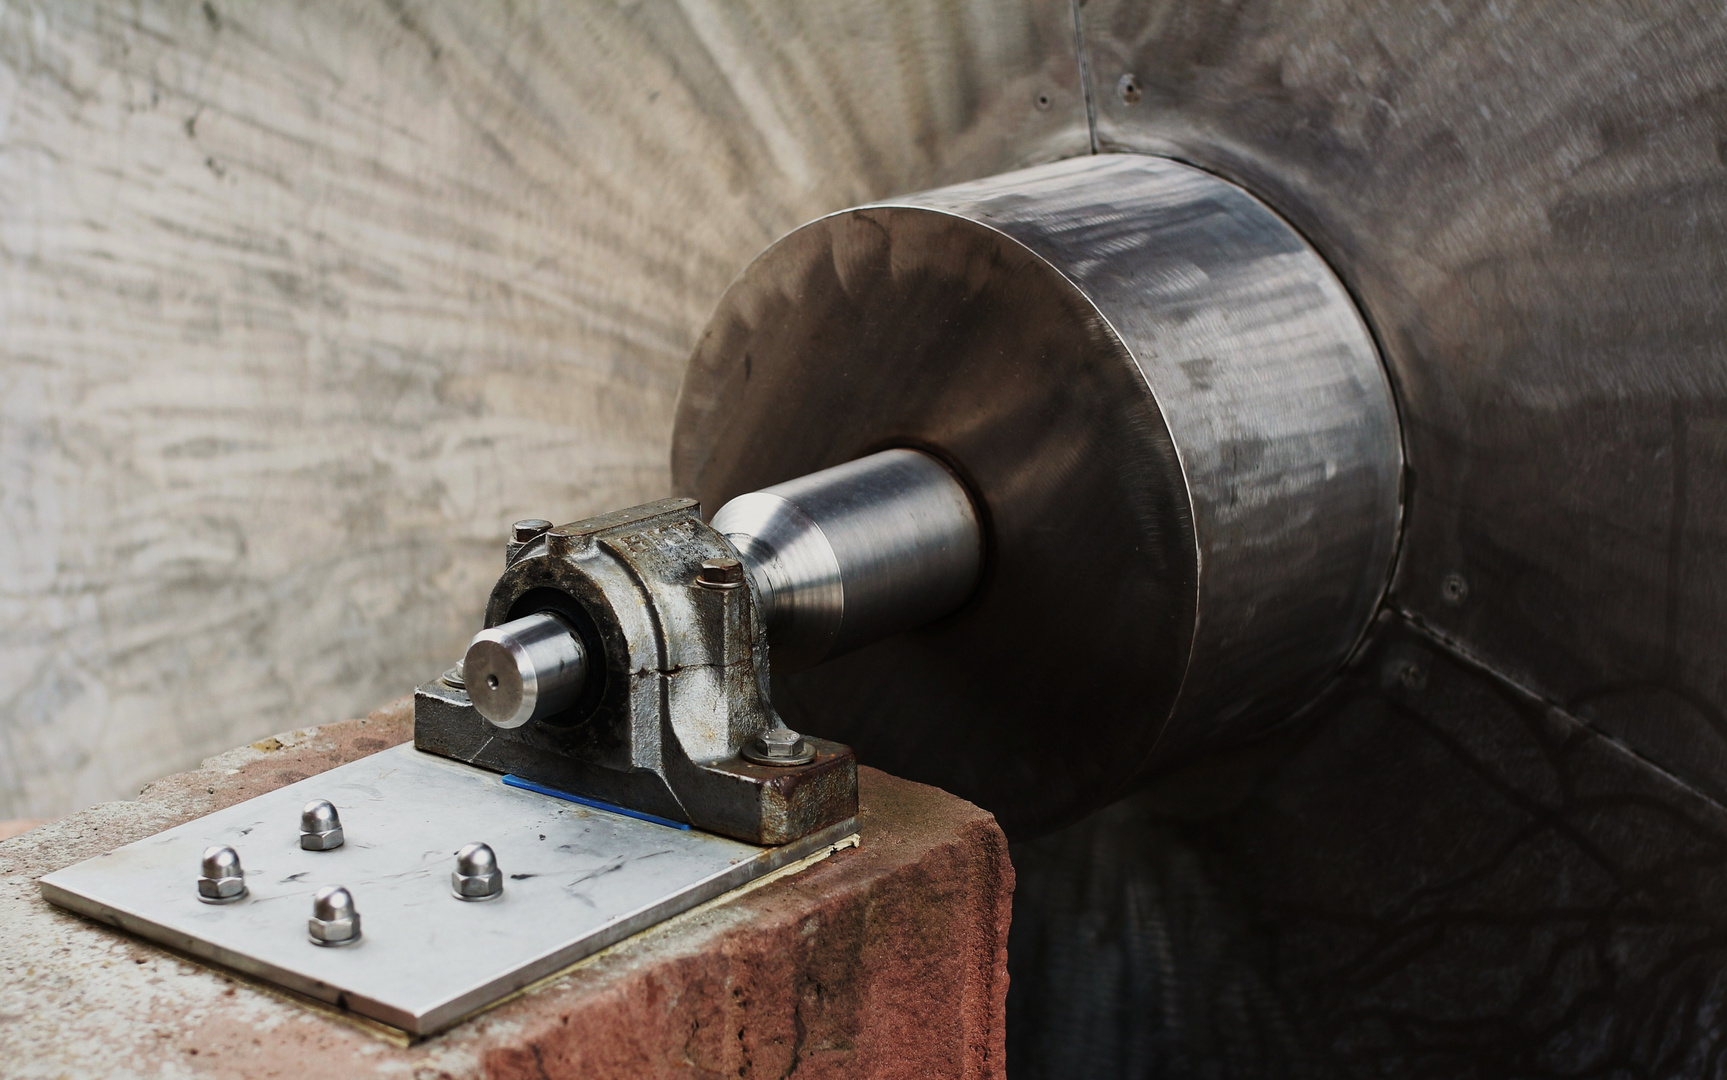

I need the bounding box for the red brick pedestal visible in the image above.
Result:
[0,701,1013,1079]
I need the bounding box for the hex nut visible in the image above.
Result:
[451,842,504,901]
[198,875,245,901]
[197,845,247,903]
[299,799,344,851]
[308,885,361,946]
[741,726,817,767]
[696,556,746,589]
[307,914,360,944]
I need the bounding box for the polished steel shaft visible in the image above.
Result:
[712,448,983,671]
[465,612,588,729]
[467,449,981,730]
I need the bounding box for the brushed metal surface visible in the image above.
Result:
[713,449,984,671]
[38,743,858,1035]
[674,154,1400,834]
[1075,0,1727,805]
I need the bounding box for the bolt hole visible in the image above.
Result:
[1034,92,1052,111]
[1441,573,1469,606]
[1398,662,1428,691]
[487,674,499,690]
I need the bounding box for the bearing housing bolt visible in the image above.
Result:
[507,519,555,566]
[308,885,361,946]
[512,519,553,543]
[299,799,344,850]
[451,842,504,901]
[196,845,247,903]
[696,556,746,589]
[741,725,817,767]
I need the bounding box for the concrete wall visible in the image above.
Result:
[0,0,1087,817]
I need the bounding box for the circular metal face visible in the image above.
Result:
[464,612,588,729]
[673,155,1400,836]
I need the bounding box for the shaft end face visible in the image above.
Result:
[464,612,587,729]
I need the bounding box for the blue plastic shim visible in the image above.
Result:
[501,774,692,830]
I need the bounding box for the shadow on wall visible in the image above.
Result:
[1008,616,1727,1079]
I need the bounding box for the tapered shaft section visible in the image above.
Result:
[712,448,983,671]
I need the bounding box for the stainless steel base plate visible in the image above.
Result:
[39,743,859,1035]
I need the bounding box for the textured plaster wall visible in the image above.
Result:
[0,1,1088,817]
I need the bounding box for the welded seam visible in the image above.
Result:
[1070,0,1099,153]
[1394,605,1727,820]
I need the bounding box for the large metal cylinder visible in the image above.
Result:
[673,153,1403,835]
[712,449,983,671]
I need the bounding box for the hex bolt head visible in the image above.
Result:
[741,725,817,767]
[696,556,746,589]
[451,842,504,901]
[512,519,553,544]
[507,519,556,567]
[308,885,362,946]
[299,799,345,850]
[197,845,247,903]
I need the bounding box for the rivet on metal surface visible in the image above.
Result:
[451,842,504,901]
[1398,661,1429,692]
[308,885,361,946]
[695,556,746,589]
[1442,573,1470,606]
[299,799,345,850]
[1117,73,1143,105]
[196,845,246,904]
[741,725,817,767]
